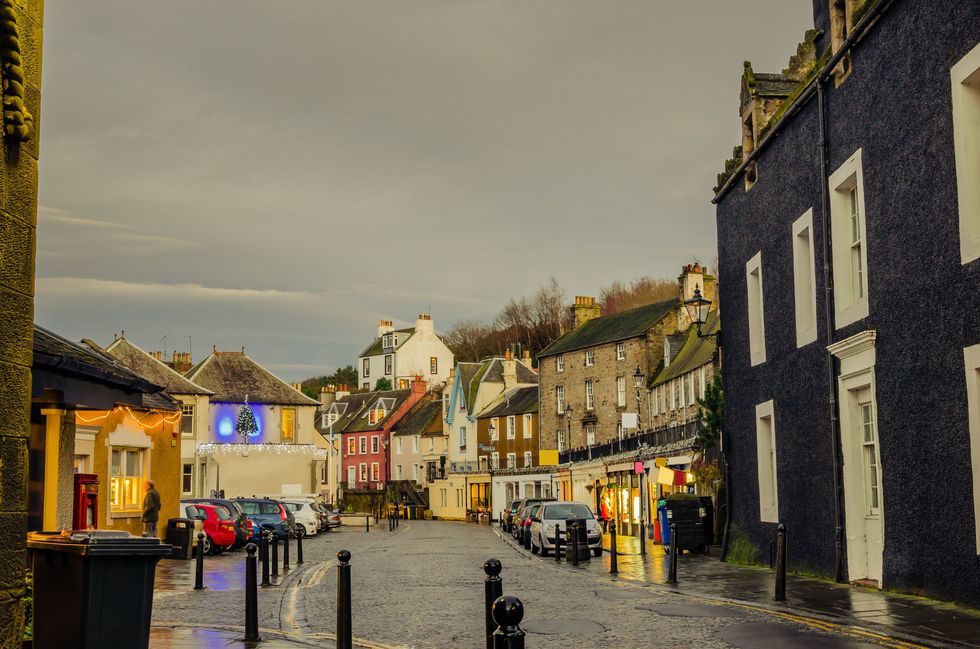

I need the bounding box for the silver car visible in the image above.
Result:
[529,501,603,557]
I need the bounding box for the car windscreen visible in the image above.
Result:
[238,501,280,515]
[284,503,306,512]
[543,503,593,520]
[212,506,232,520]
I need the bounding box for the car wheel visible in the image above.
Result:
[540,535,550,557]
[296,524,307,538]
[203,535,214,555]
[530,536,539,554]
[593,547,602,557]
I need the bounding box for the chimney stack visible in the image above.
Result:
[320,384,336,407]
[415,313,434,335]
[377,319,394,338]
[411,374,428,395]
[336,384,350,400]
[502,353,517,391]
[571,296,601,329]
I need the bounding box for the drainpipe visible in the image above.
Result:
[817,80,847,584]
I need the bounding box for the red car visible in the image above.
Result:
[189,503,237,554]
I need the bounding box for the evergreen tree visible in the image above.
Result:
[236,396,258,440]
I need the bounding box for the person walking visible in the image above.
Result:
[142,480,161,537]
[600,497,612,533]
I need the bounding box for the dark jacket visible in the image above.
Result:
[142,488,161,523]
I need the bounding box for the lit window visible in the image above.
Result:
[371,463,380,482]
[746,251,767,366]
[952,43,980,265]
[755,400,779,523]
[829,149,870,328]
[110,448,144,512]
[180,404,194,435]
[616,375,626,407]
[585,380,594,410]
[616,342,625,361]
[585,349,595,367]
[523,413,532,439]
[281,408,296,443]
[347,438,356,455]
[359,463,368,482]
[792,209,818,347]
[506,416,516,439]
[556,355,564,372]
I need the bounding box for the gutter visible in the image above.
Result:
[711,0,895,204]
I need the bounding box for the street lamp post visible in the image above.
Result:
[683,286,720,342]
[487,421,496,518]
[563,404,573,459]
[633,366,645,433]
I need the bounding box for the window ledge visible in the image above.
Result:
[110,510,142,518]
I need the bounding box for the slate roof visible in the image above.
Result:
[665,334,687,366]
[340,389,414,433]
[466,358,537,414]
[326,393,375,432]
[33,325,161,393]
[392,400,443,437]
[476,386,539,419]
[654,311,720,386]
[105,338,212,396]
[358,327,415,359]
[455,362,482,412]
[538,299,677,358]
[185,351,318,406]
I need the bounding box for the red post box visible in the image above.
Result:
[73,473,99,530]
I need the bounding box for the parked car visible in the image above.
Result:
[181,502,237,555]
[530,501,604,557]
[234,497,293,537]
[503,500,521,532]
[281,500,320,537]
[512,497,555,544]
[181,497,250,548]
[316,503,341,531]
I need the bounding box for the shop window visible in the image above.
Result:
[755,400,779,523]
[746,252,767,366]
[182,463,193,494]
[180,404,194,436]
[952,43,980,265]
[110,448,144,513]
[793,209,818,347]
[281,408,296,443]
[964,344,980,553]
[829,149,870,328]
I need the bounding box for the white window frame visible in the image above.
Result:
[964,343,980,553]
[556,355,564,372]
[829,149,870,328]
[585,380,594,411]
[746,251,767,366]
[585,425,596,447]
[491,452,499,470]
[506,453,516,469]
[522,413,532,439]
[792,208,818,347]
[362,358,370,378]
[371,435,379,454]
[430,356,438,375]
[359,436,367,454]
[523,451,533,468]
[585,349,595,367]
[616,375,626,407]
[506,415,516,440]
[371,462,380,482]
[385,354,393,375]
[952,43,980,265]
[347,437,357,455]
[412,436,419,453]
[556,385,565,414]
[109,446,146,514]
[359,462,367,482]
[557,429,565,453]
[181,463,193,495]
[459,427,466,449]
[489,417,499,441]
[616,342,626,361]
[395,464,403,480]
[755,400,779,523]
[180,404,194,436]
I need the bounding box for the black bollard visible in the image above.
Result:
[336,550,352,649]
[260,530,271,587]
[774,524,787,602]
[271,531,279,578]
[523,524,531,551]
[483,559,503,649]
[554,524,561,563]
[366,515,370,533]
[283,528,290,572]
[667,522,678,585]
[571,523,580,566]
[639,511,646,556]
[609,521,618,574]
[296,528,304,565]
[244,543,260,641]
[194,533,206,590]
[491,595,526,649]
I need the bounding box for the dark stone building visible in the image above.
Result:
[714,0,980,603]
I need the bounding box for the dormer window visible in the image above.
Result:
[382,333,394,349]
[663,339,672,367]
[368,407,387,425]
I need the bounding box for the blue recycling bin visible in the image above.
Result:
[657,504,671,547]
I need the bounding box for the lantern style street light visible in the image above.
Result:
[633,366,645,435]
[684,285,720,342]
[487,421,497,471]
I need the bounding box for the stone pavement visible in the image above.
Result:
[150,519,924,648]
[495,522,980,649]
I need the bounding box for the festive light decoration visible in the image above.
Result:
[236,395,259,439]
[76,405,181,428]
[196,442,327,459]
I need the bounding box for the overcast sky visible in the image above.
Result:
[36,1,812,381]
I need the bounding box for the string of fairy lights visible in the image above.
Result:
[75,405,181,428]
[196,442,328,459]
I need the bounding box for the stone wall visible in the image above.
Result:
[0,1,43,645]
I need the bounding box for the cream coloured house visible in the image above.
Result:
[357,314,454,390]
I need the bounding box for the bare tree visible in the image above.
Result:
[599,276,677,315]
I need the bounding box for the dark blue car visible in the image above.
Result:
[234,497,293,539]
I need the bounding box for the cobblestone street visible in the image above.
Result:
[151,520,906,648]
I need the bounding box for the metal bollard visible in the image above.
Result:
[283,528,291,572]
[271,531,279,578]
[667,522,678,585]
[366,515,370,533]
[571,523,580,566]
[774,524,787,601]
[639,513,646,556]
[244,543,260,641]
[554,524,561,562]
[260,530,271,587]
[609,521,618,574]
[491,595,526,649]
[336,550,353,649]
[194,533,206,590]
[483,559,503,649]
[296,528,304,565]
